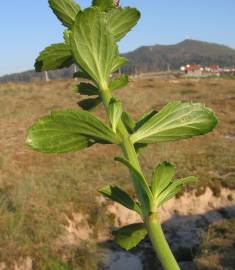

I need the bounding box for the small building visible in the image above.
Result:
[204,65,220,76]
[180,64,203,77]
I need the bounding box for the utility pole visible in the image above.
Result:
[45,71,50,82]
[74,64,78,81]
[167,63,171,73]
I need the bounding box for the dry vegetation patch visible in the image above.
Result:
[0,77,234,268]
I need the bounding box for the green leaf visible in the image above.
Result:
[63,29,71,45]
[26,109,121,153]
[73,70,92,80]
[35,43,73,72]
[113,223,147,250]
[75,83,99,96]
[92,0,115,11]
[49,0,81,28]
[111,56,127,73]
[109,74,129,91]
[131,101,218,144]
[121,112,136,134]
[71,7,119,87]
[107,7,141,41]
[157,176,197,207]
[98,186,142,215]
[151,162,176,198]
[135,110,158,131]
[78,97,101,111]
[134,143,148,154]
[115,157,153,216]
[26,115,90,153]
[108,98,123,132]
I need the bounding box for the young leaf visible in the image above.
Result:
[98,186,142,215]
[121,112,136,134]
[26,109,121,154]
[115,157,153,216]
[108,98,123,132]
[135,110,158,131]
[151,162,176,198]
[92,0,115,11]
[71,7,119,87]
[75,83,99,96]
[35,43,73,72]
[113,223,147,250]
[63,29,71,45]
[109,74,129,91]
[157,176,197,207]
[131,101,218,144]
[78,97,101,111]
[111,56,127,72]
[107,7,141,41]
[49,0,81,28]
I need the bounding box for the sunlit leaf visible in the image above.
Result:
[107,7,141,41]
[111,56,127,72]
[98,186,142,215]
[131,102,218,144]
[108,98,123,132]
[63,29,72,45]
[135,110,158,131]
[121,112,136,134]
[109,74,129,91]
[35,43,73,72]
[92,0,115,11]
[71,7,119,87]
[26,115,90,153]
[157,176,197,207]
[26,109,121,153]
[151,162,176,198]
[49,0,81,28]
[113,223,147,250]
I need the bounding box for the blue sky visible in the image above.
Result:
[1,0,235,76]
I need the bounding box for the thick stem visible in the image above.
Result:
[100,86,180,270]
[146,213,180,270]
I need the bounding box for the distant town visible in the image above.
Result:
[180,64,235,77]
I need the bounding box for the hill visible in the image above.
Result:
[122,39,235,73]
[1,39,235,83]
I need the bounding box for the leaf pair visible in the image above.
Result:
[26,109,121,153]
[99,156,153,217]
[99,185,147,251]
[76,75,128,111]
[151,162,197,208]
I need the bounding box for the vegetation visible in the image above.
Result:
[0,75,234,269]
[20,1,218,269]
[123,39,235,73]
[195,218,235,270]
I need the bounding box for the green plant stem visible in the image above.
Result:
[100,87,180,270]
[145,213,180,270]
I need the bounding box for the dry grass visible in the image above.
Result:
[0,76,234,268]
[195,218,235,270]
